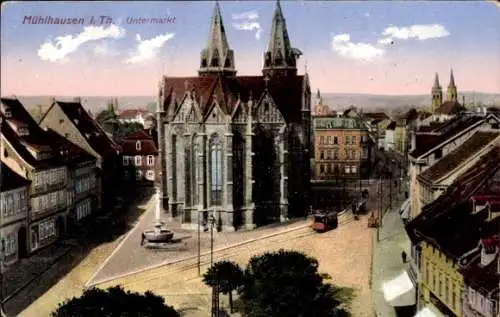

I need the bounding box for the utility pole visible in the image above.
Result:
[197,210,201,277]
[209,214,219,317]
[376,177,381,242]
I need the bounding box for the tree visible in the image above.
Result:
[238,249,351,317]
[203,260,244,313]
[52,286,180,317]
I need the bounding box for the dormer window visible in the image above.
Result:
[74,119,79,125]
[4,110,12,118]
[85,133,91,139]
[17,127,29,136]
[136,141,141,151]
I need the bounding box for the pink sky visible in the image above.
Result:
[2,50,499,96]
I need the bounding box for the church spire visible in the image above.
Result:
[262,0,302,78]
[431,72,443,113]
[447,69,458,102]
[198,1,236,77]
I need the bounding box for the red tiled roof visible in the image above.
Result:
[53,101,120,158]
[0,162,30,191]
[162,74,305,123]
[121,130,158,156]
[1,98,67,168]
[410,115,485,158]
[438,101,466,115]
[418,131,500,184]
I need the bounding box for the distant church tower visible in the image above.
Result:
[262,0,302,78]
[447,69,458,102]
[198,2,236,77]
[431,73,443,113]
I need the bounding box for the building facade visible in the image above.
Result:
[1,98,68,253]
[122,129,159,185]
[39,98,121,211]
[157,2,312,231]
[313,116,374,180]
[0,163,30,266]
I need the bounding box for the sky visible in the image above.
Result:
[1,1,499,96]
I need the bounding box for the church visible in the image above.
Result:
[156,1,312,231]
[431,69,466,120]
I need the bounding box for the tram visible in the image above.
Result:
[311,211,338,232]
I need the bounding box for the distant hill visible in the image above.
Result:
[10,92,500,118]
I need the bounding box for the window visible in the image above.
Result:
[452,291,456,309]
[434,149,442,159]
[123,156,129,165]
[1,233,17,256]
[320,136,324,144]
[320,164,325,174]
[4,110,12,118]
[210,134,223,206]
[326,164,331,174]
[333,149,339,159]
[439,278,442,297]
[328,150,333,160]
[146,170,155,180]
[352,136,357,144]
[147,155,154,166]
[351,150,356,160]
[135,170,142,180]
[345,136,350,145]
[136,141,141,151]
[333,136,338,144]
[123,171,129,181]
[425,262,429,284]
[320,150,324,160]
[135,156,142,166]
[327,136,332,144]
[345,166,350,174]
[351,166,357,173]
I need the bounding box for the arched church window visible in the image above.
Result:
[201,58,208,68]
[210,134,223,205]
[211,50,220,67]
[224,57,231,68]
[264,52,271,67]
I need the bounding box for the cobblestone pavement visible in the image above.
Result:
[87,204,316,287]
[91,215,373,317]
[13,195,156,317]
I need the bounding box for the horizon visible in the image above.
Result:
[1,1,499,96]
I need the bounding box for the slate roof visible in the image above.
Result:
[162,74,305,123]
[0,162,30,192]
[43,129,97,166]
[418,131,500,184]
[121,130,158,156]
[1,98,66,168]
[462,253,500,295]
[49,101,120,158]
[406,146,500,256]
[410,115,485,158]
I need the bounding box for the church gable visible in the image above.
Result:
[255,93,284,123]
[172,94,200,123]
[204,102,225,124]
[231,101,247,123]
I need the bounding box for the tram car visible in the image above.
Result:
[311,211,338,232]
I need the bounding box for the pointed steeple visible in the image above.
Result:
[449,69,456,87]
[433,72,441,89]
[431,72,443,113]
[447,69,458,102]
[199,1,236,77]
[263,0,302,77]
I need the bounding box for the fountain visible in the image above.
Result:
[142,187,174,248]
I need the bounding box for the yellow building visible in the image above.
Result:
[406,145,500,317]
[420,242,464,316]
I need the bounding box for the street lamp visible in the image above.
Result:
[208,213,219,317]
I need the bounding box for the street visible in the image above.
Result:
[93,214,373,317]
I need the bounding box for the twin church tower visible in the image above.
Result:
[431,69,459,113]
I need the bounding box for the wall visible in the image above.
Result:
[420,242,464,317]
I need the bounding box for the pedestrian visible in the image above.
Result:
[401,250,407,263]
[140,233,145,246]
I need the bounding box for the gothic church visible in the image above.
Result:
[156,1,312,231]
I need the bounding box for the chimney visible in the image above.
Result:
[410,131,416,152]
[462,95,465,107]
